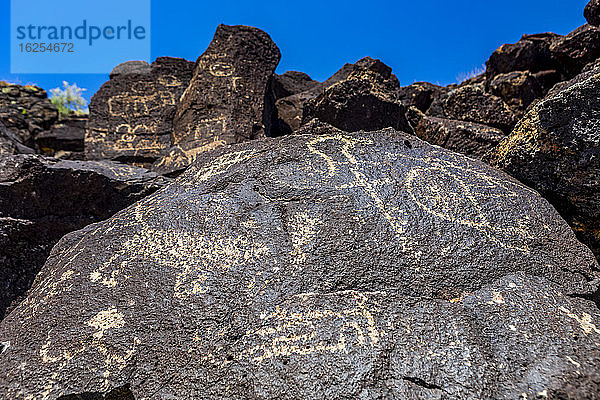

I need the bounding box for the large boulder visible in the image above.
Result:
[550,24,600,78]
[427,84,518,133]
[85,57,195,166]
[0,122,34,155]
[154,25,281,175]
[487,62,600,262]
[302,57,412,133]
[488,71,544,117]
[1,130,598,399]
[408,107,505,159]
[36,114,87,159]
[272,71,320,100]
[273,59,374,135]
[397,81,447,113]
[0,82,59,147]
[485,33,562,80]
[0,155,169,321]
[586,0,600,26]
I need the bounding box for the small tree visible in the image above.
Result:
[49,81,88,117]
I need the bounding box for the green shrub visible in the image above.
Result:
[49,81,88,117]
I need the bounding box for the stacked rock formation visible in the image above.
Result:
[1,4,600,397]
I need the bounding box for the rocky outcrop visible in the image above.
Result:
[154,25,281,176]
[36,114,87,159]
[85,57,195,166]
[0,122,34,155]
[408,107,505,159]
[586,0,600,26]
[427,83,517,133]
[0,130,598,399]
[488,71,544,117]
[272,71,320,100]
[549,24,600,78]
[485,33,561,80]
[0,82,58,147]
[487,62,600,262]
[397,82,447,112]
[0,155,169,321]
[302,57,412,133]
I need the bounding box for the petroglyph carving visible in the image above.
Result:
[209,62,234,77]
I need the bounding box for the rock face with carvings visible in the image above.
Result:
[85,57,195,166]
[154,25,281,175]
[0,155,169,321]
[1,130,598,399]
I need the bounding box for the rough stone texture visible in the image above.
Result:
[487,63,600,262]
[275,91,318,133]
[85,57,195,166]
[273,59,377,135]
[550,24,600,78]
[427,84,517,133]
[489,71,544,117]
[272,71,320,100]
[154,25,281,175]
[0,154,169,321]
[302,57,412,133]
[109,61,151,80]
[0,82,59,147]
[0,122,34,155]
[408,107,505,159]
[485,33,562,80]
[36,115,87,158]
[586,0,600,26]
[397,82,447,113]
[0,130,598,399]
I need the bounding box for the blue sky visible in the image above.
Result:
[0,0,590,102]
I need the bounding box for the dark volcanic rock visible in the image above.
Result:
[428,84,518,133]
[302,57,412,133]
[397,82,447,113]
[485,33,562,80]
[0,130,598,399]
[487,62,600,262]
[489,71,544,117]
[0,82,59,146]
[154,25,281,175]
[272,71,320,100]
[85,57,195,166]
[550,24,600,78]
[274,58,383,135]
[0,122,34,155]
[0,154,169,321]
[586,0,600,26]
[36,114,87,158]
[109,61,151,80]
[408,107,505,159]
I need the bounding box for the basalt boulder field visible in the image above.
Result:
[4,1,600,398]
[0,131,598,399]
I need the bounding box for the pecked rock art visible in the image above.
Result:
[0,154,170,321]
[85,57,195,166]
[153,24,281,176]
[0,130,598,399]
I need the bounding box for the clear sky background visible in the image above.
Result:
[0,0,590,102]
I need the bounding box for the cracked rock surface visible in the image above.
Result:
[0,130,598,399]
